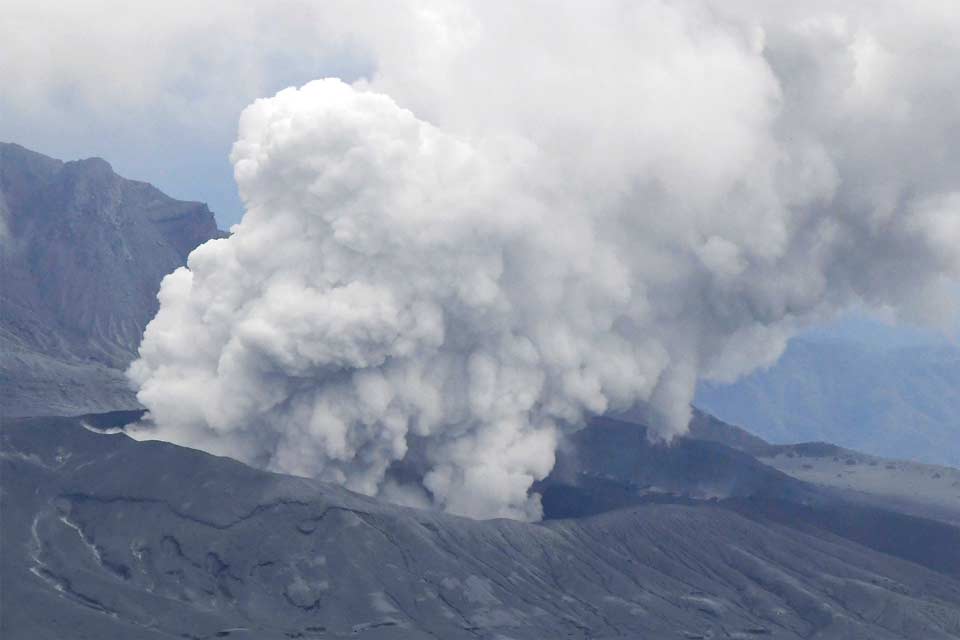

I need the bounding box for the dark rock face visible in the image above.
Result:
[539,415,960,579]
[4,417,960,640]
[536,415,813,520]
[0,143,223,417]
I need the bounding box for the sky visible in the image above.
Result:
[1,1,375,228]
[3,1,959,239]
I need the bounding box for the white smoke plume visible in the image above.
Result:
[129,1,960,520]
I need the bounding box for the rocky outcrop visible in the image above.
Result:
[0,143,223,417]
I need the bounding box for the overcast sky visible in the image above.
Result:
[1,1,377,227]
[2,0,956,343]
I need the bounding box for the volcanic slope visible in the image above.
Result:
[3,416,960,640]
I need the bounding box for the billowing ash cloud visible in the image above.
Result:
[129,1,960,520]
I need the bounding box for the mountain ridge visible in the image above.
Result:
[0,142,224,417]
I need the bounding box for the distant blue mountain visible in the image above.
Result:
[696,335,960,467]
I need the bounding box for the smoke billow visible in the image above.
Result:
[129,1,960,520]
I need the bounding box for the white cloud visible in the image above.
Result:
[48,0,954,519]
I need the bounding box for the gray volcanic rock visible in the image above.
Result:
[756,443,960,528]
[667,409,959,528]
[544,414,960,579]
[537,415,814,520]
[3,417,960,639]
[0,143,223,417]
